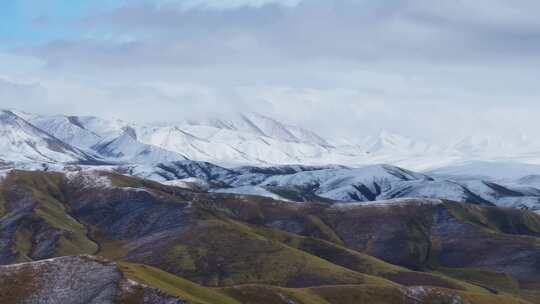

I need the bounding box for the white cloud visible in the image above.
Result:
[2,0,540,144]
[173,0,302,10]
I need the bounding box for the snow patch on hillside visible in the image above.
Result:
[332,198,444,209]
[162,177,211,191]
[403,286,466,304]
[0,169,10,181]
[66,171,112,188]
[212,186,289,201]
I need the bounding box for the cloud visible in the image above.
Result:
[2,0,540,143]
[173,0,303,10]
[59,0,538,66]
[0,78,48,110]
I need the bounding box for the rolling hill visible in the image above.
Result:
[0,170,538,303]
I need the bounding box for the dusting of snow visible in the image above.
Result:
[162,177,211,191]
[122,187,154,194]
[332,198,444,209]
[1,254,103,270]
[0,256,187,304]
[277,293,299,304]
[403,286,468,304]
[428,160,540,180]
[66,171,112,189]
[0,169,11,182]
[66,170,157,194]
[212,186,290,202]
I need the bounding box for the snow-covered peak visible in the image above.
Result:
[93,132,187,165]
[358,130,440,156]
[185,111,332,147]
[428,160,540,180]
[237,112,301,142]
[366,130,412,153]
[515,175,540,188]
[0,110,93,164]
[29,114,103,148]
[29,114,130,147]
[7,108,540,171]
[453,134,533,156]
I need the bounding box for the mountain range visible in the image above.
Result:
[3,108,540,214]
[2,109,540,303]
[4,108,540,171]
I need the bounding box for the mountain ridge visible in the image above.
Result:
[0,110,98,164]
[6,108,540,170]
[0,169,538,303]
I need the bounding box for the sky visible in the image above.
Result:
[1,0,540,143]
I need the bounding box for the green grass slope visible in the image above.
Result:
[1,170,539,304]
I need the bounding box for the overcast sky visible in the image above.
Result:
[1,0,539,143]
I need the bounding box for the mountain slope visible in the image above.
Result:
[428,160,540,180]
[28,114,105,148]
[0,110,96,164]
[28,113,188,165]
[27,113,129,148]
[125,163,506,206]
[92,133,188,164]
[0,256,187,304]
[1,256,529,304]
[11,108,540,170]
[0,170,538,303]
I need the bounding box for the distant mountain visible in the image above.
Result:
[428,160,540,180]
[0,110,97,164]
[453,134,532,157]
[136,112,338,165]
[515,174,540,189]
[115,161,540,212]
[92,133,188,164]
[25,111,345,166]
[10,110,455,168]
[4,106,540,211]
[5,108,540,172]
[26,112,187,165]
[360,130,440,155]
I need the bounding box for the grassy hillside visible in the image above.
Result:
[0,170,539,303]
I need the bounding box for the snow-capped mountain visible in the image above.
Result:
[92,133,188,164]
[134,112,339,165]
[0,110,96,164]
[110,161,540,212]
[24,111,347,166]
[4,105,540,212]
[186,113,333,147]
[25,112,187,165]
[5,108,540,174]
[428,160,540,180]
[361,130,439,155]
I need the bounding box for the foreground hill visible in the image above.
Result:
[0,256,186,304]
[0,170,538,303]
